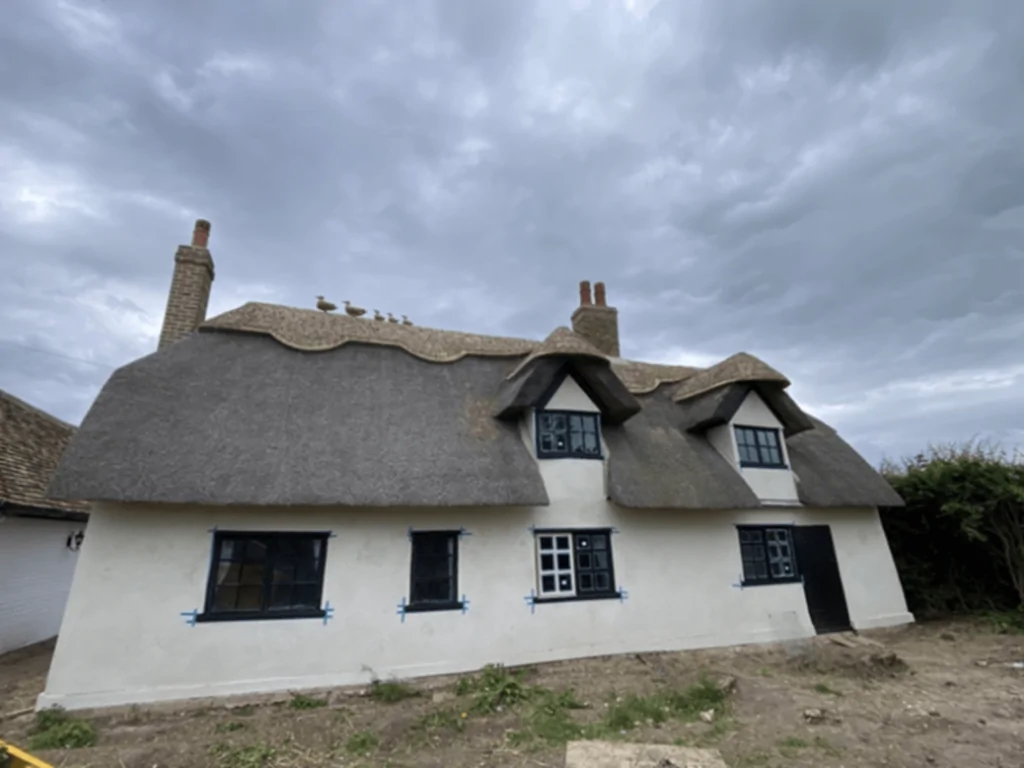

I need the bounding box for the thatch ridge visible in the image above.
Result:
[672,352,789,402]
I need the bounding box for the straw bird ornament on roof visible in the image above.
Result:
[316,296,337,313]
[343,300,366,318]
[401,315,413,326]
[373,309,384,321]
[387,312,399,324]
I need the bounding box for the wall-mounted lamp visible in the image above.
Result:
[66,530,85,551]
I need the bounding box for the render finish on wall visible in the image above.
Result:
[40,499,912,711]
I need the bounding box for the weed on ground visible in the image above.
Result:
[28,708,96,750]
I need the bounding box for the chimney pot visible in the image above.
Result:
[192,219,212,248]
[578,280,592,306]
[594,281,607,307]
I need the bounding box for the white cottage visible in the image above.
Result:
[42,220,912,711]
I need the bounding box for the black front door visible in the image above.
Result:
[792,525,852,635]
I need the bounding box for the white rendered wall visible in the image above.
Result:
[0,516,84,655]
[707,391,800,505]
[41,486,911,709]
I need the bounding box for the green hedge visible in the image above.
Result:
[880,443,1023,617]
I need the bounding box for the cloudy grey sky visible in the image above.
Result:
[2,0,1022,466]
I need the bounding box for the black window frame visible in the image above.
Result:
[197,531,329,623]
[535,410,603,460]
[734,425,787,469]
[406,530,463,613]
[533,528,618,603]
[736,525,800,586]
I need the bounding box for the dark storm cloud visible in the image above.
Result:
[1,0,1022,465]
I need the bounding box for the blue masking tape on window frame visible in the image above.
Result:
[732,575,744,590]
[458,527,472,538]
[523,589,537,614]
[180,609,198,626]
[322,601,335,626]
[617,587,629,603]
[396,596,408,623]
[461,594,470,614]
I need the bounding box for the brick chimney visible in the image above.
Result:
[571,280,620,357]
[158,219,215,350]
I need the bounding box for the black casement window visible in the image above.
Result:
[536,411,602,459]
[734,426,786,468]
[737,526,799,585]
[408,531,462,612]
[199,531,328,622]
[535,529,617,601]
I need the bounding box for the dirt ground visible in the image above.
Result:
[2,620,1022,768]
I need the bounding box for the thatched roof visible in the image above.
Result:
[0,390,88,520]
[51,301,900,510]
[204,302,696,395]
[787,417,905,508]
[49,333,548,508]
[506,326,606,378]
[495,357,642,425]
[673,352,789,402]
[679,383,814,437]
[604,387,761,510]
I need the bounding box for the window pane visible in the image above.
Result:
[239,563,265,586]
[269,584,294,609]
[540,553,554,570]
[591,535,607,550]
[579,573,593,591]
[576,535,591,549]
[217,561,240,586]
[583,432,598,453]
[593,551,609,569]
[558,574,573,591]
[557,553,571,569]
[243,539,269,561]
[236,585,262,610]
[219,540,236,561]
[577,552,592,569]
[555,535,571,550]
[291,584,320,609]
[594,572,610,591]
[214,586,239,611]
[541,575,555,592]
[539,536,553,550]
[569,414,582,432]
[570,430,584,452]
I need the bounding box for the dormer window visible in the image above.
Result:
[536,411,601,459]
[734,426,786,469]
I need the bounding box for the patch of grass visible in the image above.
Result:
[985,608,1024,634]
[369,679,419,703]
[209,744,275,768]
[755,666,773,677]
[231,705,257,717]
[215,721,246,733]
[735,750,773,766]
[346,730,379,756]
[466,664,531,713]
[288,692,327,710]
[29,708,97,750]
[813,682,843,696]
[523,689,588,745]
[778,736,810,749]
[602,677,727,733]
[413,707,468,734]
